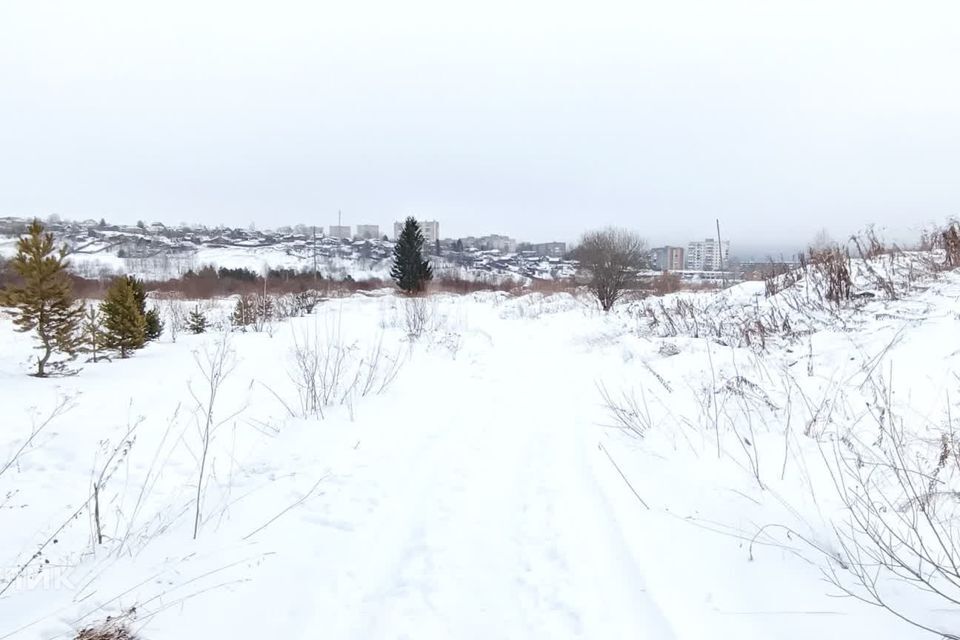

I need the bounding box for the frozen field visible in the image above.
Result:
[2,263,959,639]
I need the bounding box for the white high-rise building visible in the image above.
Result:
[328,225,351,240]
[356,224,380,239]
[394,219,440,245]
[685,238,730,271]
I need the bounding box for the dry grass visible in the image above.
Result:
[75,610,138,640]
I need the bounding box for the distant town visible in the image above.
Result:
[0,215,793,284]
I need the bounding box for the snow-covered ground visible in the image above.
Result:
[2,260,959,638]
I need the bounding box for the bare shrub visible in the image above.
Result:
[293,290,322,315]
[762,260,799,297]
[273,290,323,319]
[75,609,138,640]
[187,333,238,539]
[851,225,889,259]
[428,274,521,294]
[154,292,186,342]
[231,293,274,332]
[1,395,75,480]
[597,382,653,438]
[942,221,960,269]
[91,415,142,546]
[287,322,402,419]
[526,277,579,295]
[650,272,681,296]
[818,394,960,639]
[806,246,852,305]
[403,296,440,339]
[658,342,680,357]
[573,228,648,311]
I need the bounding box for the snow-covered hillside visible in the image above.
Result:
[0,219,576,284]
[2,253,960,639]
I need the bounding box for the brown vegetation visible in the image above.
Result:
[804,246,852,305]
[75,610,138,640]
[648,272,682,296]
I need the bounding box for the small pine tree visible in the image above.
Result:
[81,305,107,362]
[186,306,208,334]
[125,276,163,340]
[145,308,164,340]
[0,220,83,376]
[100,277,146,358]
[232,295,255,329]
[390,217,433,294]
[255,294,273,327]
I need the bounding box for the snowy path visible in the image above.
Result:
[229,318,676,639]
[4,292,949,639]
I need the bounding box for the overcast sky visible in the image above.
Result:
[1,0,958,252]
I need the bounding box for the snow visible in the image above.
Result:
[2,261,960,638]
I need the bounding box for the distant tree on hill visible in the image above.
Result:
[0,219,83,376]
[455,239,464,253]
[574,228,648,312]
[435,238,441,256]
[810,228,836,251]
[187,306,209,334]
[218,267,258,282]
[391,217,433,294]
[101,277,146,358]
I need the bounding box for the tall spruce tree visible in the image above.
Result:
[390,217,433,293]
[0,220,83,376]
[100,277,146,358]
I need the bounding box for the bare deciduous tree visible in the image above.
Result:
[158,294,187,342]
[574,228,648,311]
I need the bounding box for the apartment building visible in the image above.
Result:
[651,246,685,271]
[394,219,440,245]
[685,238,730,271]
[356,224,380,240]
[328,225,351,240]
[530,242,566,258]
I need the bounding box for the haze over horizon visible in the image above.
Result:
[2,0,958,250]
